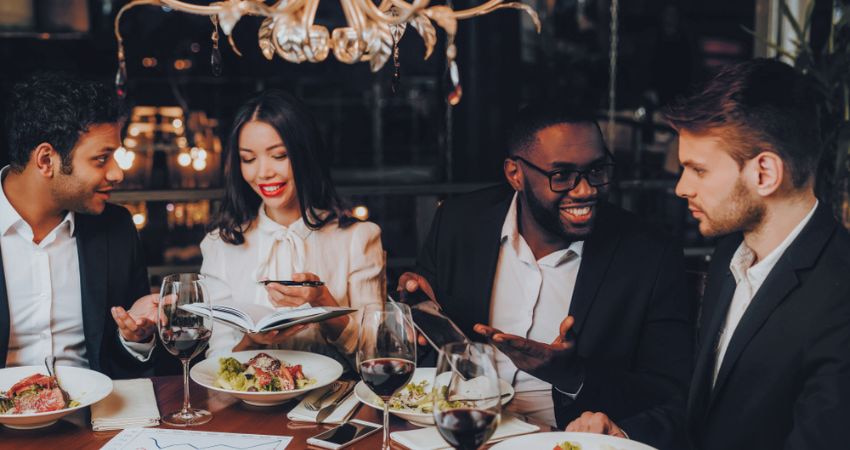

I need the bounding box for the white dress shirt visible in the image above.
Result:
[489,193,583,427]
[201,206,385,364]
[0,167,153,368]
[712,201,818,385]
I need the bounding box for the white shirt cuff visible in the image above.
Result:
[554,381,583,399]
[119,334,155,362]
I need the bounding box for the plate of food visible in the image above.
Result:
[354,367,514,426]
[0,365,113,429]
[190,350,343,406]
[489,431,658,450]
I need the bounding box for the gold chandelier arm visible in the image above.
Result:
[114,0,162,47]
[442,0,502,19]
[341,0,366,33]
[454,1,540,32]
[158,0,281,17]
[159,0,223,15]
[353,0,427,25]
[302,0,320,27]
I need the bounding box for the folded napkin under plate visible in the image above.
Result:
[287,382,359,425]
[390,414,541,450]
[91,379,160,431]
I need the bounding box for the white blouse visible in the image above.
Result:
[201,207,385,366]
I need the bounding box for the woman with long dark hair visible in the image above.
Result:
[202,90,384,364]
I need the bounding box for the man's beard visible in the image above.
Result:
[699,178,765,237]
[522,186,594,242]
[51,175,102,215]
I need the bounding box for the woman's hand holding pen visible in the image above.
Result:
[265,272,335,308]
[265,272,350,342]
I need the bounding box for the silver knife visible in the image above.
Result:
[315,381,356,424]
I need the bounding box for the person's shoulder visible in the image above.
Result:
[327,218,382,243]
[438,184,513,217]
[817,223,850,271]
[77,203,134,233]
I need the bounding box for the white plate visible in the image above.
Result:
[190,350,343,406]
[0,365,113,430]
[490,431,658,450]
[354,367,514,426]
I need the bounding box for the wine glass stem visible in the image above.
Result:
[382,400,390,449]
[181,358,192,414]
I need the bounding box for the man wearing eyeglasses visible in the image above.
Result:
[398,103,693,427]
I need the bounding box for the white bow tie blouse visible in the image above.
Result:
[201,206,386,366]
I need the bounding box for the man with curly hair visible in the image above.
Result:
[0,72,158,378]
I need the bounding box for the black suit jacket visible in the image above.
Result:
[416,185,694,427]
[0,204,153,379]
[623,202,850,450]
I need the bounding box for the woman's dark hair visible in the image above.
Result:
[209,89,351,245]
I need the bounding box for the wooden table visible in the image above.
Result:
[0,376,537,450]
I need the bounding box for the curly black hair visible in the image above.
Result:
[4,71,125,173]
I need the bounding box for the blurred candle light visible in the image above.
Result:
[114,146,136,170]
[352,205,369,220]
[172,118,183,129]
[192,158,207,171]
[132,213,146,229]
[177,152,192,167]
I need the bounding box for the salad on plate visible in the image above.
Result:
[215,352,316,392]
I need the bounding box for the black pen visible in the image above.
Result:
[258,280,325,287]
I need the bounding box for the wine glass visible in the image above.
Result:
[357,302,417,450]
[158,273,213,426]
[433,342,501,450]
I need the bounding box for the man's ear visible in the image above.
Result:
[32,143,58,177]
[504,157,523,191]
[750,151,784,197]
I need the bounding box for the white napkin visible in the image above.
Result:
[91,379,160,431]
[390,414,540,450]
[286,384,359,424]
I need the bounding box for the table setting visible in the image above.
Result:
[0,273,652,450]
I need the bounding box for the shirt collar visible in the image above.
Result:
[256,205,313,240]
[501,192,584,266]
[729,200,819,283]
[0,166,75,239]
[0,166,22,236]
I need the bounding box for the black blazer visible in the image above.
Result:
[623,202,850,450]
[0,204,153,379]
[416,185,694,427]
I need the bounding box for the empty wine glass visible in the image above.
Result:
[357,302,417,450]
[158,273,213,426]
[433,342,501,450]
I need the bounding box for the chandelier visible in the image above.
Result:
[114,0,540,105]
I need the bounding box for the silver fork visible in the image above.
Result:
[305,381,343,411]
[44,355,71,403]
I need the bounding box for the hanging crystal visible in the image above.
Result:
[115,47,128,99]
[391,42,401,94]
[445,42,462,106]
[388,6,405,94]
[211,17,223,77]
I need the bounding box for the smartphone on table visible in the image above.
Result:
[306,419,382,449]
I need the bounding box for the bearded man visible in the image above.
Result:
[398,103,694,427]
[567,58,850,450]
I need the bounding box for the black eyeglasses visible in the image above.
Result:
[510,155,615,192]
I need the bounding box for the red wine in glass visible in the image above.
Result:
[359,358,415,399]
[435,408,499,450]
[160,328,211,360]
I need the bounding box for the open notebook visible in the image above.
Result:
[180,302,357,334]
